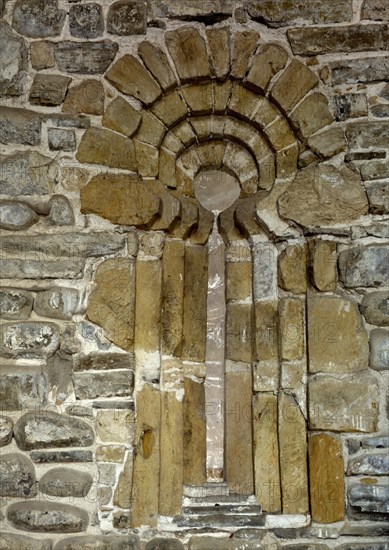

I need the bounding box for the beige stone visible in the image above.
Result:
[226,302,253,363]
[135,260,162,352]
[290,92,334,138]
[151,91,188,127]
[105,54,162,105]
[149,180,181,231]
[31,41,55,70]
[171,192,199,239]
[172,120,197,147]
[196,140,226,169]
[132,385,161,527]
[138,41,177,91]
[136,111,166,147]
[181,83,214,115]
[308,126,346,159]
[270,59,319,113]
[279,298,305,362]
[183,377,206,485]
[276,143,299,179]
[309,433,345,523]
[96,410,135,443]
[278,392,309,514]
[231,30,260,79]
[182,245,208,362]
[310,239,337,292]
[96,445,125,463]
[113,452,133,508]
[62,80,104,115]
[60,166,90,191]
[223,143,258,196]
[165,26,210,83]
[281,360,305,390]
[225,363,254,495]
[76,127,136,170]
[159,146,177,187]
[278,244,307,294]
[213,80,233,113]
[309,371,379,432]
[264,116,297,151]
[251,96,280,128]
[206,26,230,80]
[253,393,281,512]
[102,97,142,137]
[139,232,165,259]
[245,44,289,93]
[226,262,252,301]
[134,140,159,177]
[159,392,184,516]
[254,301,278,362]
[189,203,214,245]
[161,358,184,390]
[234,196,264,238]
[228,84,261,120]
[253,361,279,393]
[162,239,185,357]
[87,258,136,352]
[307,295,368,374]
[278,164,369,227]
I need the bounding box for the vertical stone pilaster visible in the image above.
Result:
[162,239,185,357]
[183,377,206,485]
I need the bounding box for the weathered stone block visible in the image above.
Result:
[0,453,36,497]
[87,258,136,352]
[254,301,278,368]
[30,450,93,463]
[290,93,334,138]
[348,452,389,475]
[74,370,134,400]
[279,298,305,362]
[40,467,92,498]
[362,0,389,21]
[0,372,48,411]
[69,3,103,39]
[370,328,389,370]
[226,261,252,301]
[231,29,260,79]
[183,377,206,485]
[366,181,389,214]
[0,415,13,446]
[55,535,139,550]
[135,260,162,353]
[48,128,76,152]
[331,56,389,85]
[0,107,41,145]
[361,160,389,181]
[0,533,52,550]
[334,93,368,121]
[308,127,346,159]
[30,40,56,70]
[0,201,38,231]
[278,244,307,294]
[278,165,368,227]
[226,303,253,363]
[152,90,188,127]
[206,26,230,80]
[308,434,345,523]
[34,287,78,320]
[348,480,388,514]
[103,97,141,137]
[0,322,59,358]
[62,80,104,115]
[148,0,234,19]
[0,21,27,97]
[46,195,75,226]
[245,44,288,93]
[1,259,85,279]
[361,291,389,326]
[138,41,177,92]
[113,452,134,507]
[162,239,185,356]
[8,502,88,533]
[165,26,210,82]
[95,410,134,443]
[77,127,136,170]
[339,245,389,288]
[96,445,125,462]
[270,59,318,113]
[252,240,277,301]
[310,239,337,292]
[14,411,94,450]
[105,54,161,104]
[12,0,66,37]
[107,0,147,35]
[146,540,184,550]
[76,353,135,371]
[309,371,379,432]
[55,41,118,74]
[29,74,71,106]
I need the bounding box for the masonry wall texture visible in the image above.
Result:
[0,0,388,548]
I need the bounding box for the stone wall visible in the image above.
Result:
[0,0,388,548]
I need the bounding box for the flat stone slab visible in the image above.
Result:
[7,501,89,533]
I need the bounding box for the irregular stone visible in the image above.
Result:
[361,291,389,326]
[29,74,71,106]
[0,322,59,358]
[226,261,252,301]
[102,97,141,137]
[366,181,389,214]
[279,298,305,362]
[245,43,288,93]
[226,303,253,363]
[62,80,104,115]
[338,245,389,287]
[30,40,56,70]
[290,93,334,138]
[0,453,36,497]
[162,239,185,356]
[55,535,140,550]
[308,295,368,374]
[30,450,93,463]
[138,41,177,92]
[231,29,260,79]
[361,160,389,181]
[370,103,389,117]
[165,26,210,83]
[380,82,389,100]
[310,239,337,292]
[12,0,66,38]
[76,127,136,170]
[206,27,230,80]
[150,180,181,231]
[270,59,318,113]
[0,107,41,145]
[135,259,161,359]
[107,0,147,35]
[308,433,345,523]
[87,258,136,352]
[334,93,368,121]
[278,392,309,514]
[348,452,389,475]
[48,128,76,152]
[46,352,73,404]
[0,201,38,231]
[252,241,277,301]
[348,480,389,514]
[0,533,52,550]
[113,512,131,529]
[95,410,134,443]
[69,3,104,39]
[8,502,88,533]
[288,24,389,56]
[362,0,389,20]
[253,301,278,385]
[55,41,118,74]
[40,467,92,498]
[0,372,48,410]
[60,166,90,192]
[74,370,134,400]
[183,377,206,485]
[0,415,13,446]
[76,353,135,371]
[96,445,125,462]
[14,411,94,450]
[0,21,27,97]
[1,259,84,279]
[309,371,379,432]
[278,164,368,227]
[105,54,161,104]
[331,56,389,84]
[370,328,389,370]
[136,111,165,146]
[182,245,208,362]
[34,287,78,320]
[46,195,75,226]
[278,244,307,294]
[308,127,346,159]
[148,0,234,19]
[245,0,353,26]
[45,113,90,128]
[0,232,124,258]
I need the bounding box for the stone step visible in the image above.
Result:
[183,483,229,498]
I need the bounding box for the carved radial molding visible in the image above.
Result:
[77,25,336,242]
